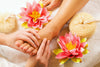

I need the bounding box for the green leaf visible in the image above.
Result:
[53,49,63,55]
[71,58,82,63]
[59,58,69,65]
[81,38,87,43]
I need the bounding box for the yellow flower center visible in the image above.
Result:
[66,42,76,50]
[29,11,40,22]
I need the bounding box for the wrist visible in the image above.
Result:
[26,57,37,67]
[0,33,8,45]
[45,21,61,35]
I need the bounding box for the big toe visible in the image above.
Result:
[15,40,24,47]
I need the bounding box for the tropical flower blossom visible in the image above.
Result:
[19,1,51,29]
[53,32,89,64]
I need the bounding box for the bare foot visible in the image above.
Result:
[15,23,59,55]
[41,0,63,10]
[5,29,39,55]
[15,40,37,55]
[25,38,51,67]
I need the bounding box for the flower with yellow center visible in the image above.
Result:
[19,1,51,29]
[53,33,89,64]
[29,11,41,22]
[66,42,76,50]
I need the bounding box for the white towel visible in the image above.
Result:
[0,0,100,67]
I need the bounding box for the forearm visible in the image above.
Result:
[0,33,7,45]
[26,1,89,67]
[48,0,89,32]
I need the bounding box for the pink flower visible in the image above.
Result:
[19,1,50,29]
[53,32,89,64]
[56,32,87,59]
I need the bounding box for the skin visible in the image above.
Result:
[0,29,40,55]
[0,0,89,66]
[25,38,51,67]
[25,0,89,67]
[41,0,63,10]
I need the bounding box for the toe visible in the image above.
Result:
[23,45,30,51]
[20,43,27,49]
[26,47,34,53]
[15,40,24,47]
[31,49,38,56]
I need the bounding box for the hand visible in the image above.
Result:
[5,29,40,55]
[41,0,63,10]
[26,38,51,67]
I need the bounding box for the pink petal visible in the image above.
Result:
[58,36,68,52]
[56,52,71,59]
[20,16,30,22]
[38,21,43,29]
[20,8,29,16]
[59,36,66,45]
[32,0,37,7]
[75,52,83,58]
[41,8,48,16]
[80,42,87,48]
[21,7,27,13]
[19,12,25,17]
[69,32,74,40]
[28,19,34,27]
[38,16,48,23]
[70,49,78,56]
[35,4,42,13]
[76,37,81,49]
[65,33,71,43]
[32,1,42,13]
[26,2,32,14]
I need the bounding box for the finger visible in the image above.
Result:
[17,36,37,49]
[47,50,51,60]
[37,38,47,56]
[23,32,39,47]
[26,29,40,39]
[43,40,50,57]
